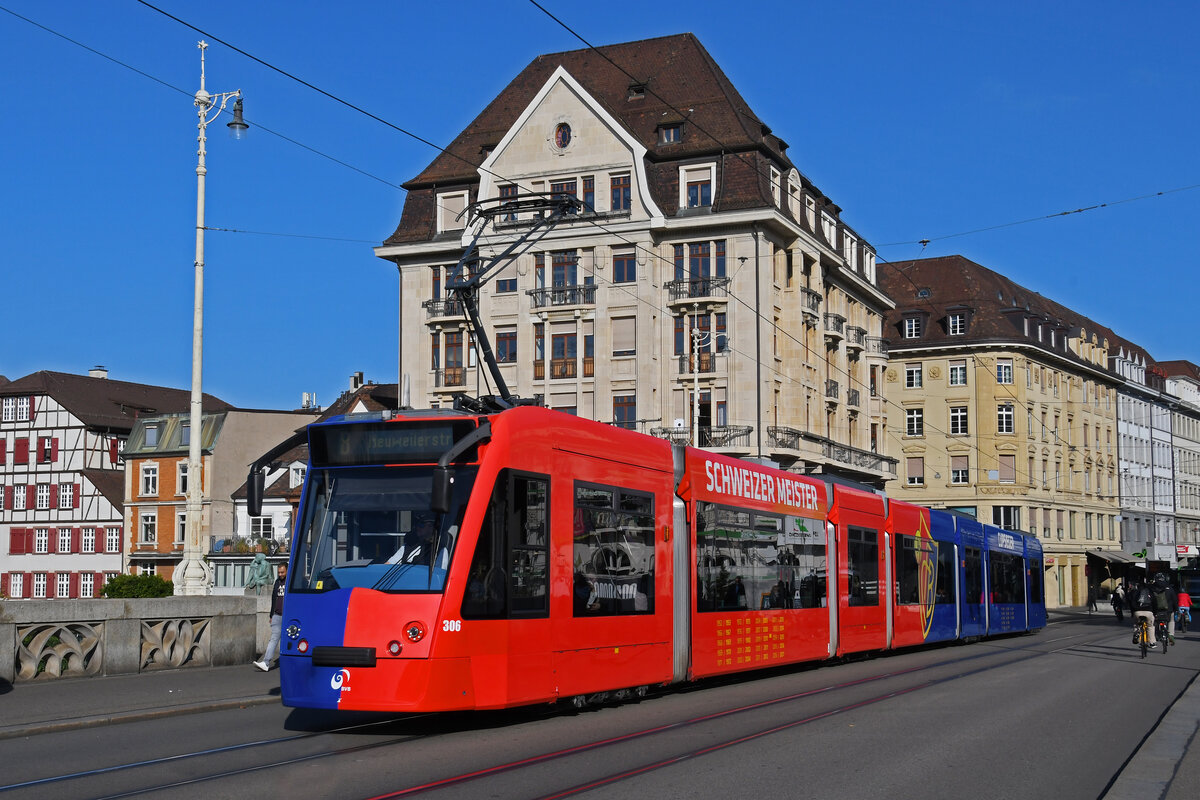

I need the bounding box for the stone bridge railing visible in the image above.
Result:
[0,596,265,683]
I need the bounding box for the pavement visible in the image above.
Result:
[0,608,1196,799]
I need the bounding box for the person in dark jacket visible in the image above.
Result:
[254,563,287,671]
[1128,578,1157,646]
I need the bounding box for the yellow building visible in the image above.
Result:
[880,256,1121,608]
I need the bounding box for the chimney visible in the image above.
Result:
[350,371,364,391]
[89,366,109,379]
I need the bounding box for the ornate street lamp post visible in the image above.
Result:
[177,41,247,595]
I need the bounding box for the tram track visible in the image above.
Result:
[0,627,1112,800]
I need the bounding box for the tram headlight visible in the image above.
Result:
[387,640,403,656]
[285,620,302,640]
[403,620,426,643]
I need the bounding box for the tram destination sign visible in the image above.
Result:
[310,421,476,467]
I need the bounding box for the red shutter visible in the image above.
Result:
[0,438,6,463]
[51,438,59,463]
[49,485,59,509]
[69,573,80,598]
[3,486,11,510]
[1,573,8,597]
[35,437,45,463]
[8,528,24,555]
[28,396,36,421]
[73,484,81,509]
[24,573,32,598]
[45,572,55,598]
[25,485,35,508]
[95,572,106,596]
[72,528,82,553]
[14,438,28,464]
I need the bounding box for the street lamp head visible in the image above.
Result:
[226,97,249,139]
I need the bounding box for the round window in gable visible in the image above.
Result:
[554,122,572,149]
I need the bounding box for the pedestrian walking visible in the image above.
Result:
[254,563,287,671]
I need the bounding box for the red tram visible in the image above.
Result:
[256,405,1044,712]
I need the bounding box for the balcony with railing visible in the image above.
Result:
[845,325,867,353]
[825,379,840,406]
[847,388,861,408]
[866,336,889,357]
[650,424,753,449]
[800,287,821,324]
[823,312,845,344]
[533,358,594,380]
[678,350,721,375]
[422,298,465,320]
[766,426,899,484]
[434,367,466,388]
[527,284,597,310]
[666,276,731,308]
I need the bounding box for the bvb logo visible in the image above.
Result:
[914,516,937,639]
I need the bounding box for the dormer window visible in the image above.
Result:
[903,317,922,339]
[144,425,159,447]
[437,191,468,233]
[680,164,715,209]
[627,82,647,100]
[659,124,681,144]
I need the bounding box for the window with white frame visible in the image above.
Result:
[843,233,858,271]
[80,572,94,598]
[820,212,836,243]
[9,572,23,598]
[57,528,71,553]
[180,423,190,447]
[863,250,876,283]
[787,173,801,218]
[437,191,468,232]
[805,195,816,230]
[140,463,158,496]
[144,425,159,447]
[177,462,188,495]
[905,364,923,389]
[139,512,157,544]
[613,316,636,357]
[106,528,121,553]
[58,483,73,509]
[951,455,969,485]
[36,484,50,510]
[950,406,969,435]
[176,512,186,544]
[290,465,306,489]
[250,516,272,537]
[947,313,966,335]
[82,527,95,553]
[34,528,48,553]
[996,358,1013,384]
[56,573,70,598]
[906,456,924,486]
[138,562,155,577]
[992,506,1020,529]
[906,408,924,436]
[949,360,967,386]
[33,573,47,599]
[681,164,714,208]
[769,167,781,207]
[903,317,922,338]
[997,403,1015,434]
[13,484,26,510]
[1,397,14,422]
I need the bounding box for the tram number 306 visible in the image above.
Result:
[441,619,462,633]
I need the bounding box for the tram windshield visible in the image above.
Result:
[290,466,477,593]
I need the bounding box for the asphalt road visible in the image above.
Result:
[0,614,1196,800]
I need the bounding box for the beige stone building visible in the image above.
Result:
[879,255,1122,608]
[375,34,895,486]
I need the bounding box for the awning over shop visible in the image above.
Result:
[1088,549,1138,564]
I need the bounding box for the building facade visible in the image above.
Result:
[374,34,896,486]
[879,256,1122,608]
[122,408,317,587]
[1161,360,1200,564]
[1,369,230,599]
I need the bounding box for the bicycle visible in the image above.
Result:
[1178,607,1190,634]
[1155,613,1171,655]
[1136,616,1152,659]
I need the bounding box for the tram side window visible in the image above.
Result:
[573,482,655,617]
[1028,559,1044,604]
[964,547,983,604]
[936,540,956,604]
[696,502,826,612]
[847,527,879,606]
[462,470,549,619]
[895,535,937,605]
[988,551,1026,604]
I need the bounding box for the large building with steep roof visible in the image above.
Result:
[375,33,896,485]
[1,369,231,599]
[878,256,1124,607]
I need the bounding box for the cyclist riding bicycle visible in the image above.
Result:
[1178,589,1192,630]
[1129,578,1158,647]
[1149,572,1178,645]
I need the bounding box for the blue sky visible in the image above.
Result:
[2,1,1197,410]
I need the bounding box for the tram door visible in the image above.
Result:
[829,484,888,656]
[956,517,987,638]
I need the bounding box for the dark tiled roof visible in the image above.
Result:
[82,468,125,510]
[385,33,808,245]
[878,255,1115,376]
[1157,360,1200,381]
[319,383,399,420]
[1,371,232,434]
